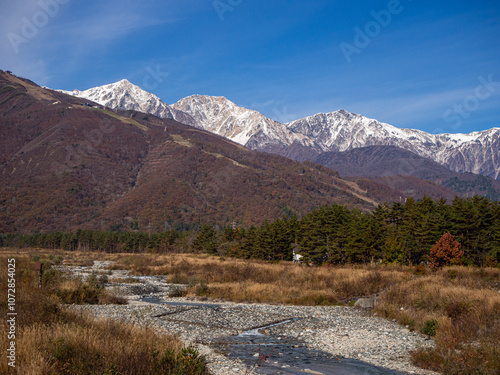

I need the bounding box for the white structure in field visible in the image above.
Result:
[292,243,303,264]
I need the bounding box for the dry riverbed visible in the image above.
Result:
[60,261,439,375]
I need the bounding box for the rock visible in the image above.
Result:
[353,297,377,309]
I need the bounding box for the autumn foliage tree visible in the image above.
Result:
[428,232,463,269]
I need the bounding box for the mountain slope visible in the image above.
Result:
[1,70,403,233]
[314,146,500,200]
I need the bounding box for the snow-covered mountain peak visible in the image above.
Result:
[55,79,177,120]
[287,110,405,151]
[118,78,132,85]
[171,94,316,148]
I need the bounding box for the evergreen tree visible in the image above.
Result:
[192,225,217,254]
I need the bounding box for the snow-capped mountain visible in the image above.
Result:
[171,95,318,150]
[55,80,500,180]
[55,79,196,126]
[287,111,500,180]
[434,130,500,179]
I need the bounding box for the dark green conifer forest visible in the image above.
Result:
[2,196,499,267]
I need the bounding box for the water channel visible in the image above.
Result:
[143,298,415,375]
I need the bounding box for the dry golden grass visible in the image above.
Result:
[0,317,206,375]
[0,316,207,375]
[0,253,208,375]
[108,253,412,305]
[376,267,500,374]
[2,248,499,374]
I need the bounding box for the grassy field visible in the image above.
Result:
[2,247,499,374]
[0,251,208,375]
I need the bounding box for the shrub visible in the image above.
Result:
[188,275,199,288]
[448,269,457,280]
[484,256,498,268]
[42,267,61,287]
[195,281,209,296]
[98,274,109,285]
[428,232,463,269]
[445,301,470,321]
[414,264,426,276]
[169,286,187,298]
[421,319,438,336]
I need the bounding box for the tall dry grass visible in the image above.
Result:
[376,267,500,374]
[110,254,412,305]
[0,254,209,375]
[0,317,207,375]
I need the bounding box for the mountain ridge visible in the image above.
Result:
[53,78,500,181]
[314,145,500,200]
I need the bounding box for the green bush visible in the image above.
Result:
[421,319,438,336]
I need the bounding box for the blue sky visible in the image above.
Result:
[1,0,500,134]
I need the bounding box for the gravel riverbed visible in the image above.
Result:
[61,261,439,375]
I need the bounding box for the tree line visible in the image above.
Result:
[0,229,180,253]
[1,196,498,267]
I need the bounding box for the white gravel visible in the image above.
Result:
[62,261,439,375]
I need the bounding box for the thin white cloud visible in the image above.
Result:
[351,86,500,127]
[63,10,165,44]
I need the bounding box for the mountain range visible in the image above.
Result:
[55,78,500,200]
[1,70,499,233]
[57,79,500,182]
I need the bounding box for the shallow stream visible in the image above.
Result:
[144,299,413,375]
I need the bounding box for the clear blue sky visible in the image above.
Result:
[1,0,500,134]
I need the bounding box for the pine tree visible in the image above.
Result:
[192,225,217,254]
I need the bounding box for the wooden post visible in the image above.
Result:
[35,262,43,289]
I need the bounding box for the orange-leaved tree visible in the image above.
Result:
[428,232,463,269]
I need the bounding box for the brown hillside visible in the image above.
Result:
[314,146,500,200]
[0,71,412,233]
